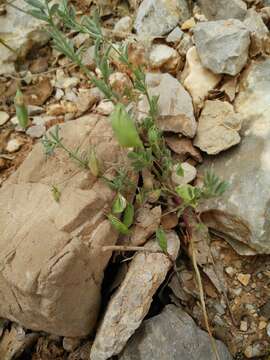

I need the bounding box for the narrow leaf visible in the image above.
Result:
[107,214,130,235]
[123,203,134,228]
[156,228,167,253]
[14,89,28,129]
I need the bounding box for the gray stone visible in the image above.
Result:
[138,73,197,137]
[90,233,180,360]
[0,115,130,337]
[114,16,133,33]
[194,100,242,155]
[166,26,184,43]
[119,305,233,360]
[26,124,46,138]
[193,19,250,76]
[199,58,270,255]
[134,0,191,38]
[0,0,50,74]
[198,0,247,21]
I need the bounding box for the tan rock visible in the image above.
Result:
[149,44,181,73]
[181,47,221,110]
[0,111,9,126]
[90,231,180,360]
[0,115,129,337]
[194,100,242,155]
[237,273,251,286]
[130,205,161,246]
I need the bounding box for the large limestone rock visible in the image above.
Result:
[198,0,247,21]
[0,115,126,336]
[0,0,49,74]
[90,232,180,360]
[194,100,242,155]
[193,20,250,76]
[199,58,270,255]
[134,0,191,38]
[138,73,197,137]
[119,305,233,360]
[181,47,222,110]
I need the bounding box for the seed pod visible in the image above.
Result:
[14,89,28,129]
[88,149,99,177]
[123,203,134,228]
[107,214,130,235]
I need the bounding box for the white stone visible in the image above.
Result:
[26,125,46,138]
[0,111,9,126]
[114,16,133,33]
[171,162,197,186]
[149,44,180,72]
[6,138,23,153]
[181,46,222,109]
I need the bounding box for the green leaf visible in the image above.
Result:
[14,89,29,129]
[110,104,143,148]
[123,203,134,228]
[156,228,167,253]
[175,184,200,206]
[107,214,130,235]
[88,149,99,177]
[202,170,228,198]
[112,193,127,214]
[176,164,184,177]
[24,0,46,10]
[51,185,61,202]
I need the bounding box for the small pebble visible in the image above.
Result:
[55,88,64,101]
[240,320,248,332]
[171,162,197,186]
[181,17,196,31]
[258,321,267,330]
[237,273,251,286]
[95,100,114,115]
[114,16,132,33]
[63,337,81,352]
[28,105,44,116]
[166,27,184,43]
[0,111,9,126]
[225,266,235,277]
[6,139,22,153]
[26,125,46,138]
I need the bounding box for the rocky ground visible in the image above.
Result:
[0,0,270,359]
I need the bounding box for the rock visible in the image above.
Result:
[194,100,242,155]
[166,26,184,43]
[0,111,9,126]
[193,20,250,76]
[27,105,44,116]
[119,305,233,360]
[5,138,23,153]
[198,59,270,255]
[26,124,46,138]
[109,72,133,96]
[90,232,180,360]
[166,136,202,162]
[171,162,197,185]
[0,114,130,336]
[134,0,191,38]
[244,8,270,57]
[138,73,196,137]
[181,17,196,31]
[0,324,38,360]
[95,100,114,115]
[63,337,81,352]
[177,33,194,57]
[81,46,96,68]
[114,16,133,33]
[130,206,162,245]
[0,0,49,74]
[237,273,251,286]
[55,75,79,90]
[181,46,222,110]
[149,44,181,73]
[197,0,247,21]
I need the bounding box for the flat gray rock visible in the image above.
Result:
[198,0,247,21]
[199,58,270,255]
[138,73,197,137]
[193,19,250,76]
[119,305,232,360]
[134,0,190,37]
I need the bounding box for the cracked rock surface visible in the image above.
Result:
[0,115,126,337]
